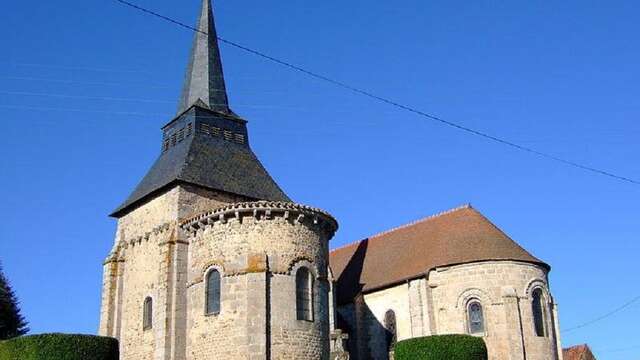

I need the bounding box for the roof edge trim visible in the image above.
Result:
[369,204,472,240]
[109,179,260,218]
[351,259,551,297]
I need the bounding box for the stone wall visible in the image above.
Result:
[339,279,429,360]
[429,261,560,360]
[336,261,561,360]
[99,185,250,360]
[181,202,337,360]
[361,284,410,360]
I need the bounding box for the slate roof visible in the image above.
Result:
[111,106,290,217]
[563,344,597,360]
[329,205,548,304]
[111,0,290,217]
[178,0,230,115]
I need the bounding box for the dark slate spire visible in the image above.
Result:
[177,0,229,114]
[110,0,290,218]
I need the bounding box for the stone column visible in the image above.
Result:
[552,301,563,360]
[169,239,189,360]
[113,255,125,345]
[408,279,427,337]
[423,278,437,336]
[99,256,119,336]
[246,268,268,359]
[501,287,525,360]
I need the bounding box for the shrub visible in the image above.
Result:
[394,334,487,360]
[0,333,119,360]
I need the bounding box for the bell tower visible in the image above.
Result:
[99,1,337,359]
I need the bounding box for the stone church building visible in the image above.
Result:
[99,0,563,359]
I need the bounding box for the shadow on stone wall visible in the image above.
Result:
[334,239,395,360]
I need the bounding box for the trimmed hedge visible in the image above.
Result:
[0,333,118,360]
[394,334,487,360]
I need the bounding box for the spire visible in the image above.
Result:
[111,0,291,218]
[177,0,229,114]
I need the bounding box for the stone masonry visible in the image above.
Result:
[181,202,337,360]
[100,185,252,359]
[334,261,562,360]
[100,191,338,360]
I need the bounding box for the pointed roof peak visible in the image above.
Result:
[177,0,230,115]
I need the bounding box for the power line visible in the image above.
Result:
[0,103,399,123]
[0,104,165,117]
[0,76,297,94]
[114,0,640,186]
[0,90,174,104]
[0,101,306,114]
[562,295,640,333]
[2,61,151,74]
[1,75,174,89]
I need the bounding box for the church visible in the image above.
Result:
[98,1,563,359]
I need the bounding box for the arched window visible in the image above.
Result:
[296,267,313,321]
[205,269,221,315]
[467,300,485,335]
[384,310,397,352]
[143,297,153,330]
[532,288,547,337]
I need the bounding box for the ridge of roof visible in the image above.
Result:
[370,203,473,240]
[330,204,472,254]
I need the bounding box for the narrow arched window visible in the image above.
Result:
[296,267,313,321]
[467,300,484,335]
[205,269,221,315]
[143,297,153,330]
[384,310,397,352]
[532,288,547,337]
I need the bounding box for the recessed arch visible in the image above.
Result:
[524,278,548,298]
[288,257,317,277]
[456,287,492,309]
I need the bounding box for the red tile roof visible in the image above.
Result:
[330,205,548,304]
[563,344,596,360]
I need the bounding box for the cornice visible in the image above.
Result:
[180,201,338,237]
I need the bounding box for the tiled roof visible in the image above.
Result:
[563,344,597,360]
[329,205,548,304]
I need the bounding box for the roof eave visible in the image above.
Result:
[109,180,182,218]
[350,258,551,297]
[109,179,264,219]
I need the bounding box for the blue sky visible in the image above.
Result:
[1,0,639,358]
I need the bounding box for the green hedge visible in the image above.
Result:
[394,334,487,360]
[0,333,118,360]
